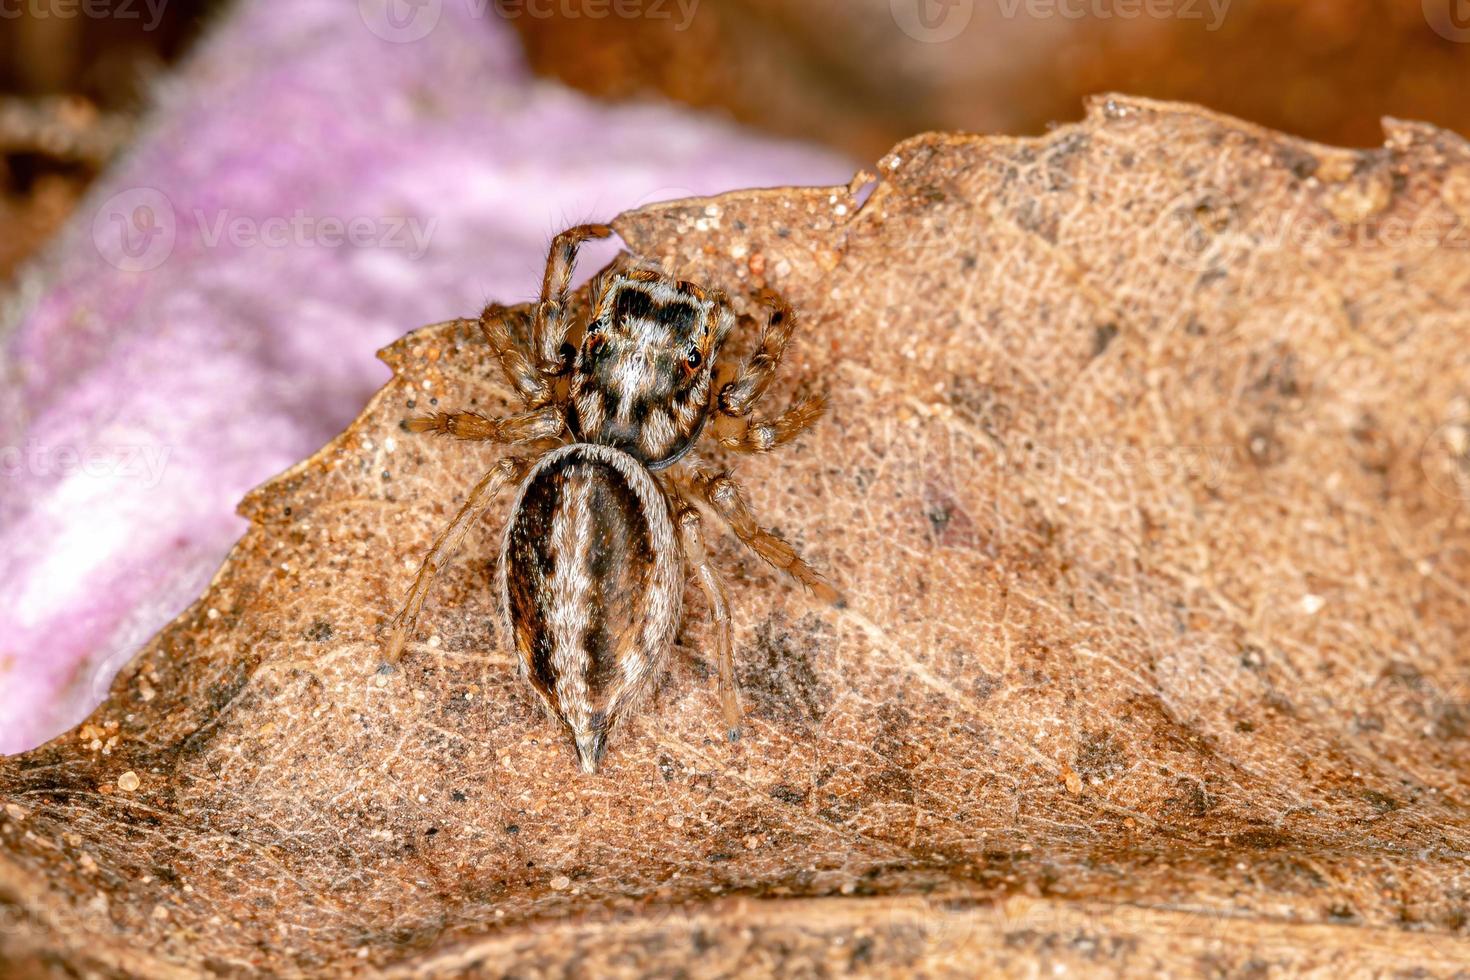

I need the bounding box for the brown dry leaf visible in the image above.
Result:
[5,95,1470,976]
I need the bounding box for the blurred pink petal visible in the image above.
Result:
[0,0,852,753]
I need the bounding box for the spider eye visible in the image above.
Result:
[586,317,603,335]
[685,349,703,370]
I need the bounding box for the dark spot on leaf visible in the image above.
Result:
[1361,790,1398,814]
[769,784,807,805]
[738,614,831,732]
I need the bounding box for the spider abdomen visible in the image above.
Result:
[499,444,683,772]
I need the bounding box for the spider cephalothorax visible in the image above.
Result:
[384,224,836,772]
[569,269,735,469]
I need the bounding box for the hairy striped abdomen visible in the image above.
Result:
[500,444,682,772]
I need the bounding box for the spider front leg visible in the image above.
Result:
[481,304,550,406]
[687,467,840,605]
[385,455,530,662]
[718,294,799,418]
[717,392,826,453]
[533,223,614,376]
[407,404,564,444]
[675,503,742,740]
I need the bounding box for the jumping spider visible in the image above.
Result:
[385,224,837,772]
